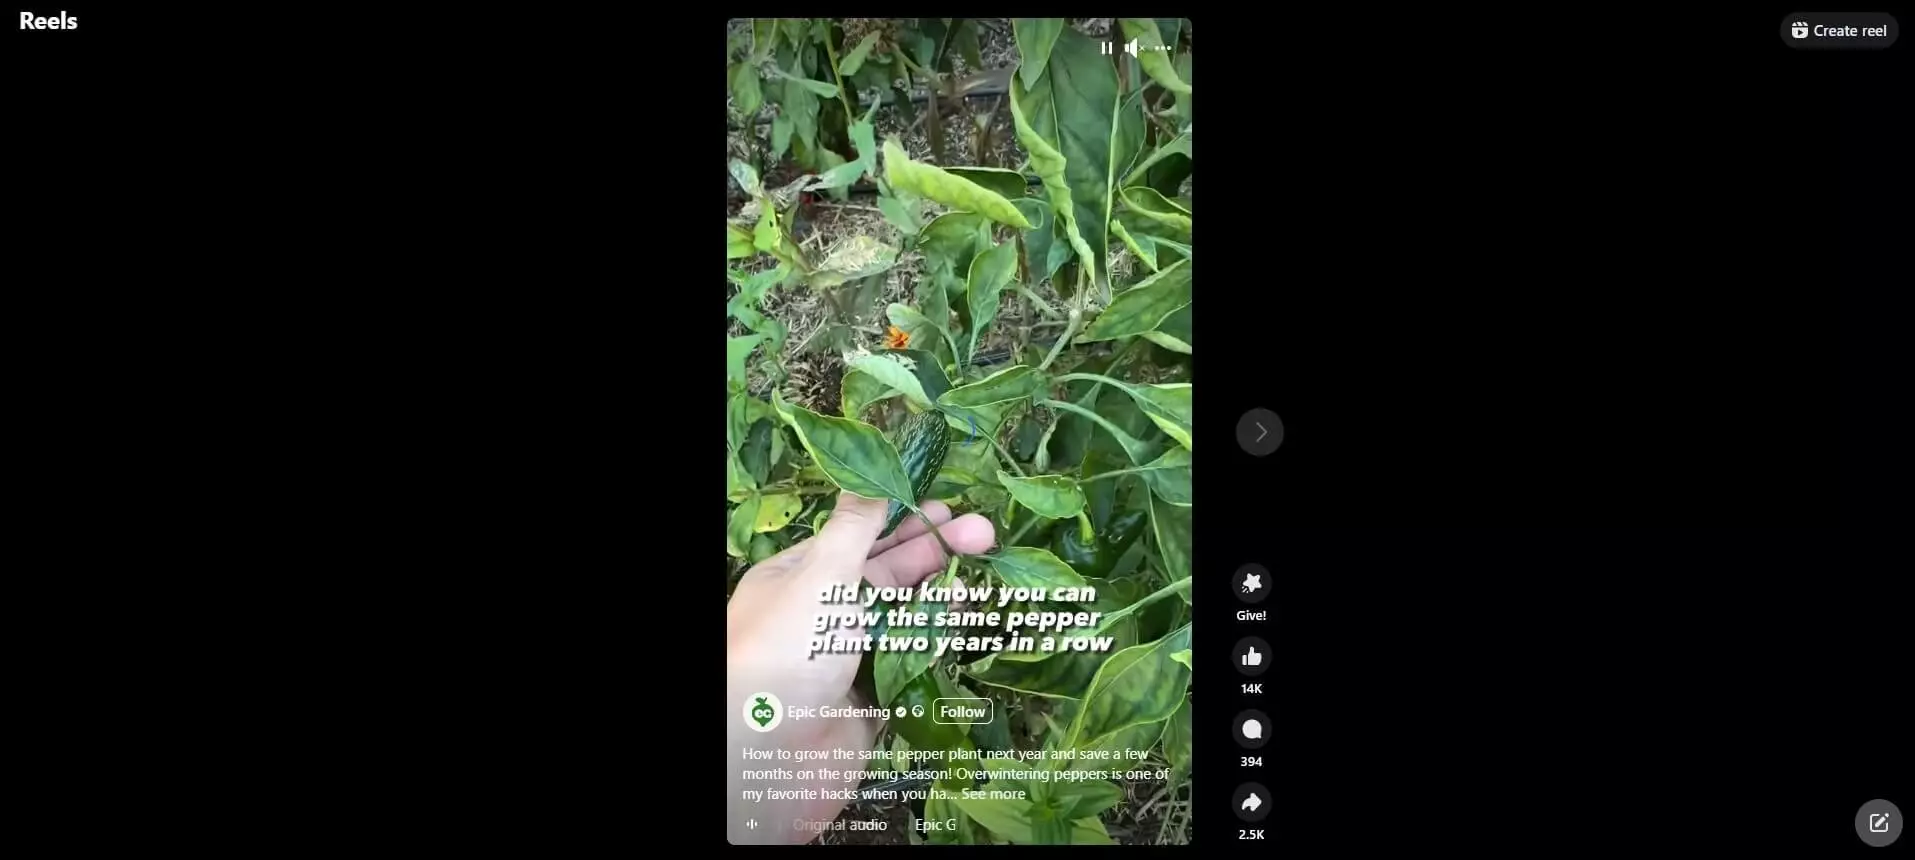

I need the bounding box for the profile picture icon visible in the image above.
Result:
[744,692,783,732]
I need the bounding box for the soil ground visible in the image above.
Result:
[726,19,1139,406]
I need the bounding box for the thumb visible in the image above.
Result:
[809,491,892,575]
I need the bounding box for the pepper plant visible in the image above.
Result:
[728,18,1193,845]
[729,18,1026,175]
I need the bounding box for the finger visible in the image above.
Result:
[863,513,997,589]
[867,500,952,557]
[808,491,891,579]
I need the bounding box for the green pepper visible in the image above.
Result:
[1051,509,1148,578]
[890,672,972,754]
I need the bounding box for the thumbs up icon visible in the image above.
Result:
[1234,637,1270,676]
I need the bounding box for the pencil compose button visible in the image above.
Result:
[1856,798,1902,848]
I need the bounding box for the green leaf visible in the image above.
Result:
[1135,446,1192,506]
[1120,185,1192,235]
[753,492,801,533]
[1050,779,1122,822]
[874,563,955,706]
[1118,18,1191,95]
[924,793,961,844]
[727,496,760,559]
[1027,797,1075,845]
[964,240,1018,362]
[839,367,892,420]
[1123,132,1190,190]
[771,392,918,505]
[806,156,868,193]
[883,139,1033,230]
[729,62,763,120]
[1076,258,1191,343]
[936,364,1044,436]
[727,450,754,501]
[838,31,880,75]
[849,115,878,171]
[954,18,983,72]
[769,419,789,469]
[1172,49,1193,127]
[988,545,1090,591]
[846,352,932,410]
[1007,30,1145,295]
[1026,577,1187,660]
[1043,399,1157,465]
[786,86,820,156]
[917,277,958,361]
[962,483,1010,516]
[1109,216,1157,273]
[952,796,1033,843]
[944,167,1028,202]
[906,24,938,68]
[967,636,1120,698]
[750,203,780,253]
[932,434,1000,498]
[884,347,952,403]
[726,222,754,259]
[918,211,987,281]
[1165,694,1192,783]
[1067,623,1192,751]
[727,334,766,387]
[1069,818,1116,845]
[1148,492,1192,585]
[1114,208,1177,262]
[728,390,777,452]
[740,418,773,485]
[771,66,839,98]
[995,473,1086,520]
[1010,19,1064,91]
[1156,18,1184,52]
[879,194,920,234]
[751,19,778,61]
[779,18,809,52]
[1071,718,1165,766]
[1130,383,1191,449]
[770,112,794,161]
[1169,649,1192,671]
[1142,304,1192,354]
[950,795,1112,845]
[1010,198,1067,284]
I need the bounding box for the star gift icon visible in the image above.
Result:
[1241,573,1262,593]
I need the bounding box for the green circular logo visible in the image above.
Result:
[743,692,782,732]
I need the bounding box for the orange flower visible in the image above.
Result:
[884,325,910,350]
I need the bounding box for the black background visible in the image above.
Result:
[1198,5,1912,855]
[9,7,1908,853]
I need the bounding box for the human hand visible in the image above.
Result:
[727,491,995,844]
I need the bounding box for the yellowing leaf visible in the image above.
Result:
[883,139,1033,230]
[753,492,801,533]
